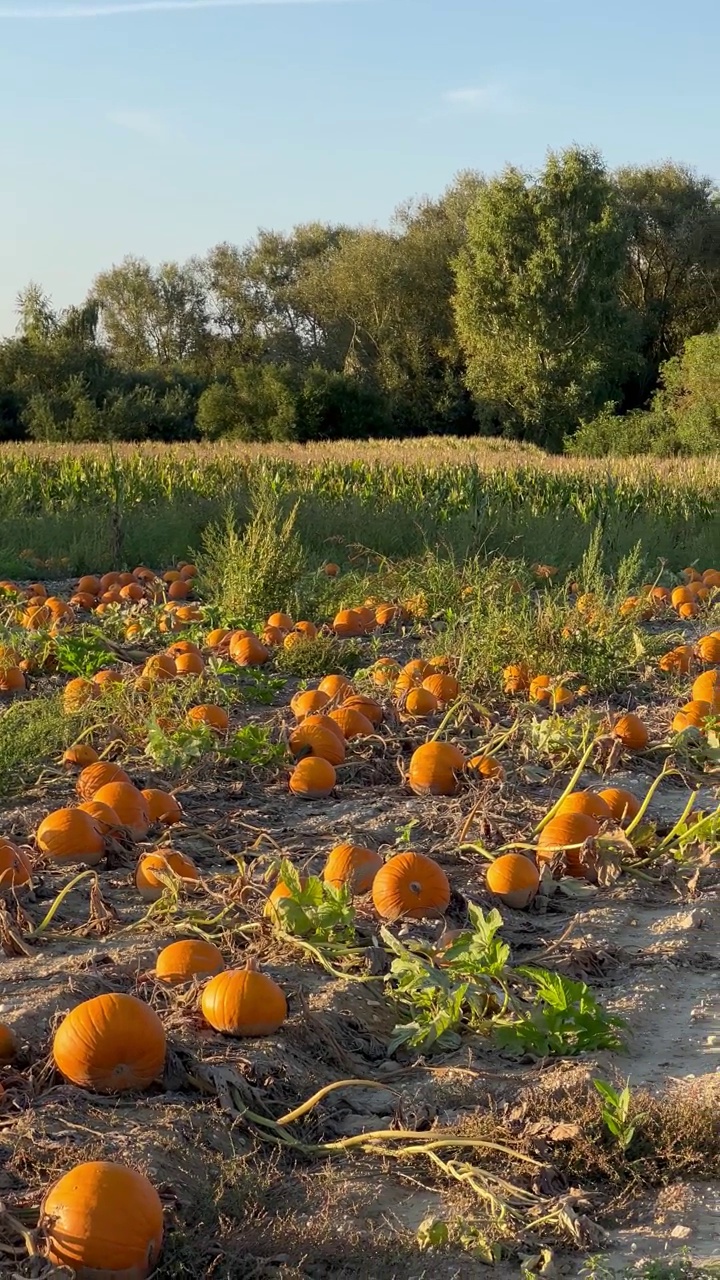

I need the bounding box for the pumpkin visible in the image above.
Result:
[529,675,552,704]
[658,645,693,674]
[63,744,99,769]
[77,761,131,800]
[682,566,702,583]
[290,689,330,719]
[155,938,224,986]
[403,658,431,682]
[36,808,105,867]
[0,839,33,888]
[342,694,383,726]
[0,1022,17,1063]
[318,674,353,701]
[403,687,439,717]
[671,585,693,607]
[93,783,150,841]
[135,850,199,902]
[375,604,400,627]
[0,665,25,693]
[78,801,123,835]
[53,993,166,1092]
[372,658,400,686]
[289,716,346,765]
[467,753,505,781]
[264,876,307,922]
[322,562,340,577]
[201,959,287,1036]
[92,668,123,689]
[168,580,189,601]
[612,713,649,751]
[372,851,450,920]
[323,843,383,895]
[427,653,452,672]
[407,741,465,796]
[294,620,317,640]
[332,609,364,638]
[63,678,99,713]
[260,625,283,647]
[42,1159,163,1279]
[229,632,269,666]
[596,787,640,824]
[142,654,177,683]
[289,757,336,800]
[206,627,230,649]
[537,812,599,876]
[692,670,719,708]
[180,562,198,581]
[672,700,711,732]
[174,652,205,677]
[551,685,575,710]
[422,673,460,705]
[678,602,698,619]
[697,634,720,665]
[77,575,101,595]
[486,853,539,909]
[556,791,612,822]
[328,707,374,740]
[267,611,293,633]
[141,789,182,826]
[503,663,530,694]
[187,703,229,732]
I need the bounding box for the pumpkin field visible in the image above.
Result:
[0,441,718,1279]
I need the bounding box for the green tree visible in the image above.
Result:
[92,257,211,372]
[196,365,296,441]
[453,147,636,448]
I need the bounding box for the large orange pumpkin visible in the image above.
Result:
[332,609,364,638]
[174,651,205,677]
[267,611,293,633]
[201,960,287,1036]
[318,674,353,701]
[289,716,346,766]
[697,634,720,665]
[422,673,460,705]
[0,839,32,888]
[612,713,649,751]
[36,808,105,867]
[672,700,711,732]
[42,1160,163,1279]
[342,694,383,726]
[135,850,199,902]
[328,707,374,740]
[63,677,99,713]
[323,844,383,895]
[407,742,465,796]
[372,852,450,920]
[467,753,505,781]
[403,687,439,718]
[486,854,539,909]
[77,761,131,801]
[155,939,224,985]
[187,703,229,732]
[692,670,720,708]
[229,633,269,666]
[53,993,166,1092]
[93,783,150,841]
[289,757,336,800]
[63,744,100,770]
[596,787,640,824]
[141,789,182,826]
[556,791,612,823]
[290,689,330,720]
[78,801,123,836]
[536,812,599,876]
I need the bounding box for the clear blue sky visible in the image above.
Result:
[1,0,718,337]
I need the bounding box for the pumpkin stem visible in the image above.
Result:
[244,956,260,973]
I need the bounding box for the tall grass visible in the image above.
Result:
[0,439,717,575]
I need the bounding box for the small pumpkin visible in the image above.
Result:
[0,665,26,693]
[323,843,383,895]
[53,993,166,1092]
[503,663,530,694]
[206,627,230,649]
[467,753,505,781]
[402,658,431,683]
[529,675,552,704]
[289,716,346,766]
[407,741,465,796]
[142,654,177,682]
[155,938,224,985]
[612,712,649,751]
[322,562,340,577]
[63,677,99,713]
[42,1160,163,1279]
[342,694,383,726]
[174,651,205,677]
[187,703,229,732]
[229,633,269,666]
[290,689,330,719]
[141,789,182,826]
[36,808,105,867]
[372,851,450,920]
[556,791,612,823]
[328,706,374,740]
[294,620,317,639]
[201,959,287,1036]
[672,700,711,732]
[93,782,150,841]
[135,850,199,902]
[403,687,439,717]
[77,761,131,801]
[0,838,33,888]
[596,787,640,824]
[0,1022,17,1063]
[372,658,400,686]
[289,757,336,800]
[422,673,460,705]
[486,853,539,909]
[536,812,599,876]
[63,744,99,770]
[267,611,293,632]
[318,674,353,701]
[262,625,285,647]
[658,645,693,674]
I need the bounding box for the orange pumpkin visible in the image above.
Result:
[486,853,539,909]
[658,645,693,674]
[0,1022,17,1063]
[53,993,166,1092]
[155,938,224,985]
[323,844,383,895]
[262,625,285,647]
[135,850,199,902]
[503,663,530,694]
[0,665,26,693]
[229,632,269,666]
[372,852,450,920]
[372,658,400,686]
[187,703,229,732]
[672,700,711,732]
[596,787,640,824]
[403,658,431,683]
[174,651,205,677]
[692,670,720,707]
[407,742,465,796]
[467,754,505,781]
[422,673,460,705]
[318,674,353,701]
[289,757,336,800]
[77,575,101,595]
[0,839,32,888]
[267,611,293,633]
[36,808,105,867]
[678,602,697,619]
[206,627,230,649]
[165,642,202,660]
[289,716,346,766]
[671,585,693,608]
[63,677,99,713]
[403,687,439,717]
[294,620,317,640]
[328,706,374,740]
[556,791,612,823]
[322,562,340,577]
[142,654,176,682]
[63,744,100,770]
[529,675,552,704]
[77,761,131,801]
[141,789,182,826]
[78,801,123,835]
[42,1160,164,1279]
[201,960,287,1036]
[612,713,649,751]
[342,694,383,726]
[93,783,150,841]
[537,812,599,876]
[290,689,330,719]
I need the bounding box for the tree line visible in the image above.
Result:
[2,147,720,453]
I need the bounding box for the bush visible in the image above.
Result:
[294,365,392,441]
[196,365,297,441]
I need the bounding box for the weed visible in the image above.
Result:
[0,693,78,796]
[221,724,286,768]
[497,968,627,1058]
[594,1078,645,1152]
[274,634,363,678]
[145,719,216,772]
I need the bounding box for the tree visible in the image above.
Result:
[92,257,211,372]
[453,148,636,448]
[196,365,296,441]
[615,163,720,403]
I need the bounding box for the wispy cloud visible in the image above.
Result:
[0,0,349,18]
[443,82,524,115]
[108,109,170,140]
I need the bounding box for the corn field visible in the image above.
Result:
[0,439,718,575]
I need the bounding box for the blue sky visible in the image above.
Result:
[0,0,718,336]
